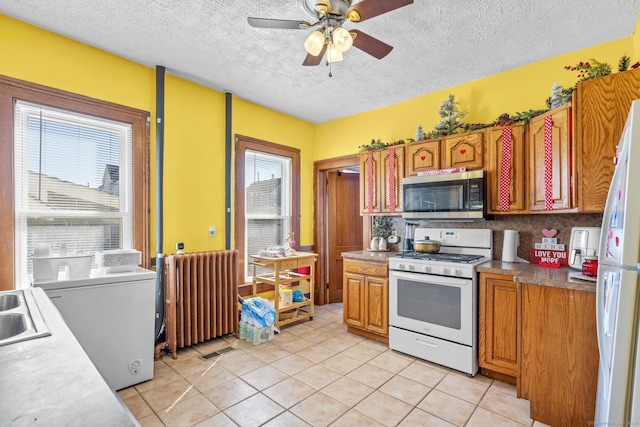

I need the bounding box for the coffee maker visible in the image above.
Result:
[568,226,601,270]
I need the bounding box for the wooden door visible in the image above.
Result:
[364,276,388,336]
[521,284,599,426]
[405,140,441,176]
[379,146,404,214]
[479,273,518,378]
[575,68,640,212]
[444,130,484,169]
[359,151,381,214]
[486,125,527,213]
[343,273,365,327]
[528,105,572,211]
[328,171,363,303]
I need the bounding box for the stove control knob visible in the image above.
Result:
[398,263,405,270]
[408,264,415,271]
[455,269,463,276]
[443,267,451,275]
[424,265,431,273]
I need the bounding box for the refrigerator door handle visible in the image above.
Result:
[596,275,610,380]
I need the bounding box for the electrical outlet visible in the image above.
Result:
[208,226,216,237]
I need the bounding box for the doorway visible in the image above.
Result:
[327,170,362,302]
[313,155,364,306]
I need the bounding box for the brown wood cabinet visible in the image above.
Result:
[528,103,574,212]
[359,146,404,215]
[485,125,527,213]
[405,139,441,176]
[405,130,484,176]
[520,283,599,427]
[575,67,640,212]
[478,273,519,380]
[343,258,389,343]
[443,130,485,170]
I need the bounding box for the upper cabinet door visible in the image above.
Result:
[528,103,573,211]
[405,139,441,176]
[379,146,404,214]
[443,130,485,170]
[359,150,380,214]
[486,125,527,213]
[575,68,640,213]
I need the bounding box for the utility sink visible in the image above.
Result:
[0,294,20,312]
[0,289,51,347]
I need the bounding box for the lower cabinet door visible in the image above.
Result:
[479,273,518,378]
[364,276,388,336]
[343,273,365,328]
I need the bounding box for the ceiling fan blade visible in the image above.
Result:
[303,44,327,66]
[247,17,311,29]
[350,29,393,59]
[347,0,414,22]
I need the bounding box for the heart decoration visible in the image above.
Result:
[460,149,467,155]
[542,228,558,238]
[420,155,426,161]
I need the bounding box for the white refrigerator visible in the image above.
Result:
[595,99,640,424]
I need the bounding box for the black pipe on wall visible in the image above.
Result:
[155,65,165,340]
[225,91,232,250]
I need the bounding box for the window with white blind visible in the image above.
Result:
[244,150,291,280]
[14,100,133,284]
[234,135,300,284]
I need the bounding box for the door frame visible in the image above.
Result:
[314,154,368,305]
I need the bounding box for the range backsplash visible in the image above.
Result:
[387,214,603,261]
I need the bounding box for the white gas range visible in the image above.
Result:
[388,228,492,376]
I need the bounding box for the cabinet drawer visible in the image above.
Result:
[279,259,299,270]
[344,260,388,277]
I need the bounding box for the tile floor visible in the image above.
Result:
[120,304,550,427]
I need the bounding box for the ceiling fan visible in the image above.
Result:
[247,0,414,67]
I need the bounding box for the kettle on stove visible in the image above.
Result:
[568,226,601,270]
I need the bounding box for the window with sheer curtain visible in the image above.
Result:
[14,100,133,283]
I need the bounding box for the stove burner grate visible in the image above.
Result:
[398,252,484,263]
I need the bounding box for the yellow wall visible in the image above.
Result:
[314,37,635,160]
[1,13,637,256]
[0,14,315,255]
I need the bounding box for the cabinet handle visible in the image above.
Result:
[416,339,438,348]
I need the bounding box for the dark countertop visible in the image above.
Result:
[341,250,401,262]
[477,261,596,293]
[0,287,139,427]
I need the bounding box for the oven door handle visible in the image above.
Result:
[416,339,438,349]
[389,270,469,287]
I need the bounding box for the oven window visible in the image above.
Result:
[397,278,461,330]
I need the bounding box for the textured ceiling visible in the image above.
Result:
[2,1,639,123]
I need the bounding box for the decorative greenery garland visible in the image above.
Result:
[362,54,637,150]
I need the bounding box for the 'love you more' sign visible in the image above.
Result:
[529,229,568,268]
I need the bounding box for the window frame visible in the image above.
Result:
[0,75,150,290]
[234,134,300,284]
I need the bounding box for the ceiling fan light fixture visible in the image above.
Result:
[327,43,343,63]
[332,26,353,52]
[304,30,325,56]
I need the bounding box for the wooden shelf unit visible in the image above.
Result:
[250,252,317,327]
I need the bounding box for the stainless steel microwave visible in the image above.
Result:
[402,170,487,220]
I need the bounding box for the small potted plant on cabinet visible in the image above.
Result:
[371,216,392,250]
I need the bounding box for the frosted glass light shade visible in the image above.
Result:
[332,26,353,52]
[304,30,325,56]
[327,43,343,63]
